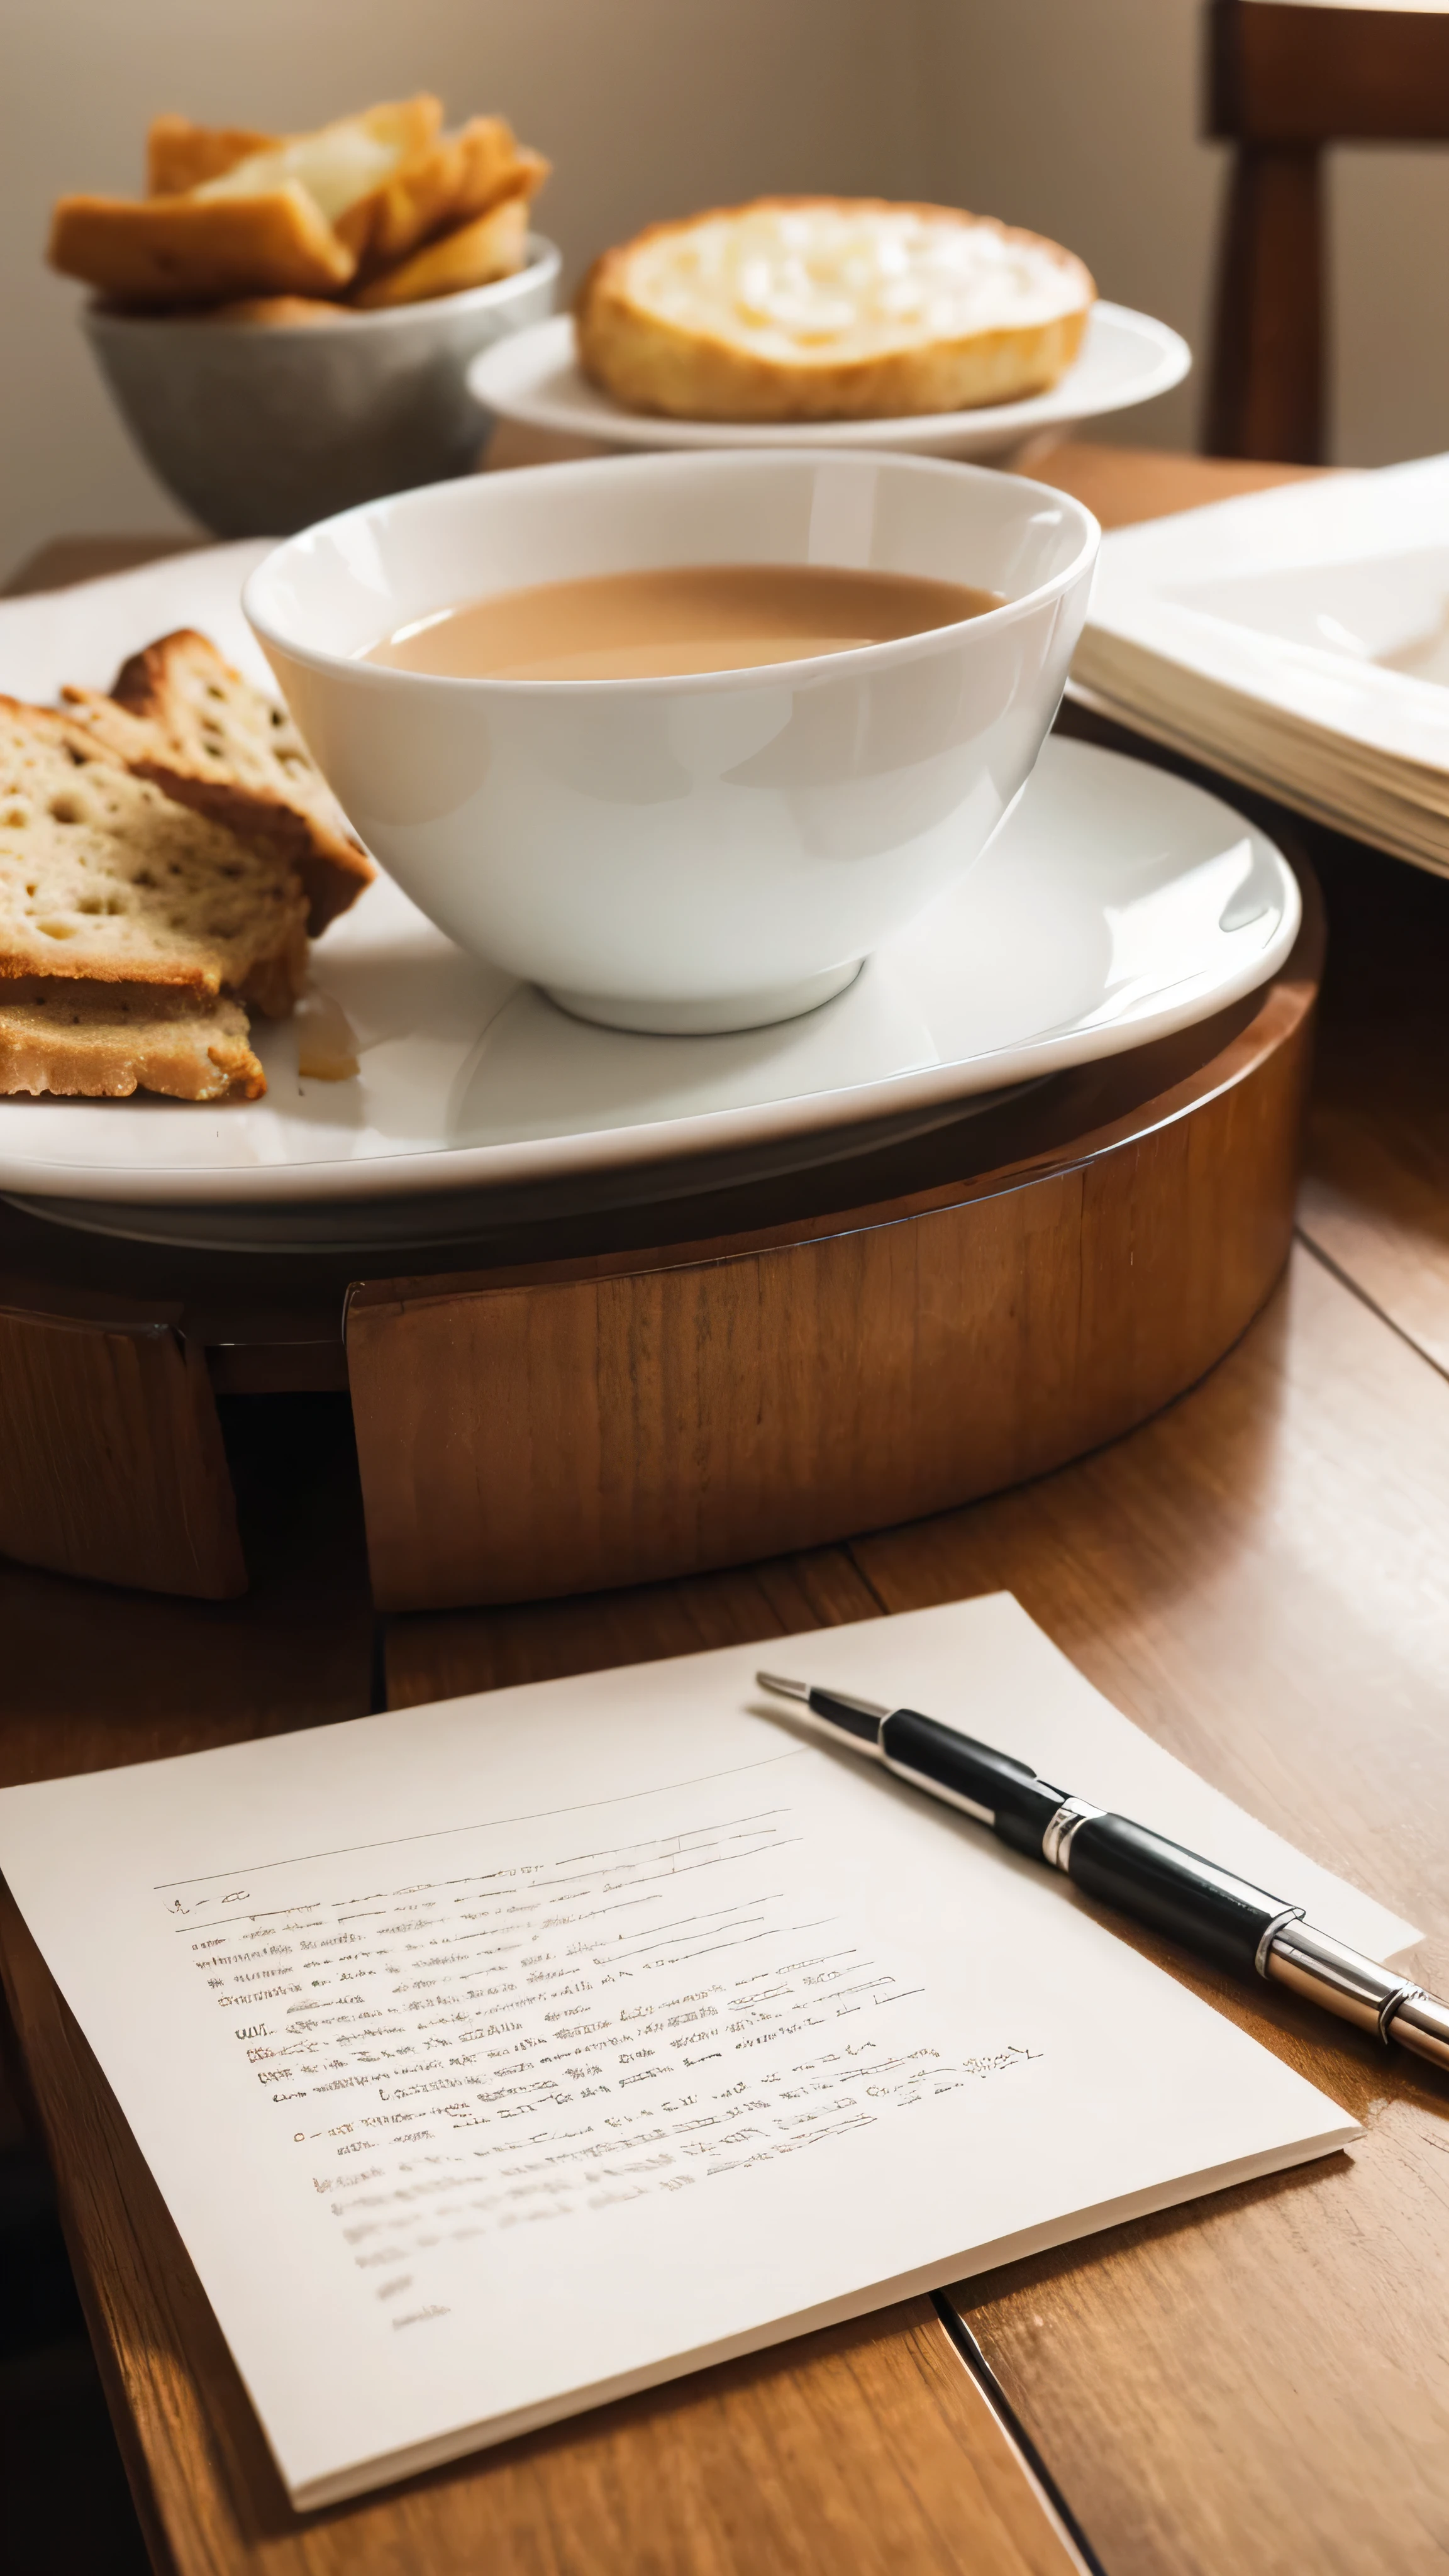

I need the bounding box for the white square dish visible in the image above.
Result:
[1074,451,1449,872]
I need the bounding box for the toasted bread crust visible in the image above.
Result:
[146,114,277,197]
[59,97,545,313]
[0,976,265,1101]
[49,182,358,306]
[0,696,308,1003]
[64,631,374,937]
[147,98,441,211]
[576,197,1094,423]
[336,114,542,276]
[453,134,549,225]
[351,193,531,309]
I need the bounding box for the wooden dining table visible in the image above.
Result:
[3,438,1448,2576]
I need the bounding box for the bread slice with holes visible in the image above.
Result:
[64,631,373,936]
[0,698,308,1014]
[0,977,265,1101]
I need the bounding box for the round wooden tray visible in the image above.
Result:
[0,860,1321,1610]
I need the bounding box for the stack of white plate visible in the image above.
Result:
[1074,451,1449,877]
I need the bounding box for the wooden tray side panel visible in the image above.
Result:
[0,1305,246,1599]
[348,982,1312,1614]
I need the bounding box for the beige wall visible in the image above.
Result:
[914,0,1214,454]
[916,0,1449,470]
[1,0,919,578]
[5,0,1449,579]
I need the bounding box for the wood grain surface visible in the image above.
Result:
[1298,826,1449,1378]
[382,1240,1449,2576]
[858,1241,1449,2574]
[9,458,1449,2576]
[1209,0,1449,145]
[0,1291,245,1600]
[347,911,1318,1611]
[0,1394,375,1792]
[1204,0,1449,463]
[1206,140,1324,464]
[0,863,1319,1618]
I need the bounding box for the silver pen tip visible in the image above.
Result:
[755,1671,811,1703]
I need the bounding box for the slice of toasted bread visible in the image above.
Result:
[0,977,264,1101]
[62,101,543,311]
[147,114,277,197]
[48,181,357,306]
[63,632,374,938]
[0,699,307,1012]
[352,193,531,309]
[336,115,543,275]
[575,197,1095,423]
[452,131,549,226]
[192,98,440,228]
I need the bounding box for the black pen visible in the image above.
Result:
[757,1670,1449,2074]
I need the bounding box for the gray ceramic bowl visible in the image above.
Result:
[83,236,561,538]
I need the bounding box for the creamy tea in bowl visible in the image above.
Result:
[244,450,1097,1032]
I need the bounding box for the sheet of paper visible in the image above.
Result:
[0,1595,1389,2509]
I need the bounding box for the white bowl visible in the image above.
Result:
[84,238,560,539]
[245,450,1098,1033]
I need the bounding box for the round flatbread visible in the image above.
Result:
[575,197,1096,423]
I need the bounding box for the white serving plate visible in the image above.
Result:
[0,515,1297,1215]
[0,731,1296,1208]
[467,302,1191,464]
[0,765,1295,1208]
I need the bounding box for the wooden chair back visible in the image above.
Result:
[1205,0,1449,463]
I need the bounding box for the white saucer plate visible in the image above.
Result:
[0,699,1297,1206]
[467,303,1191,464]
